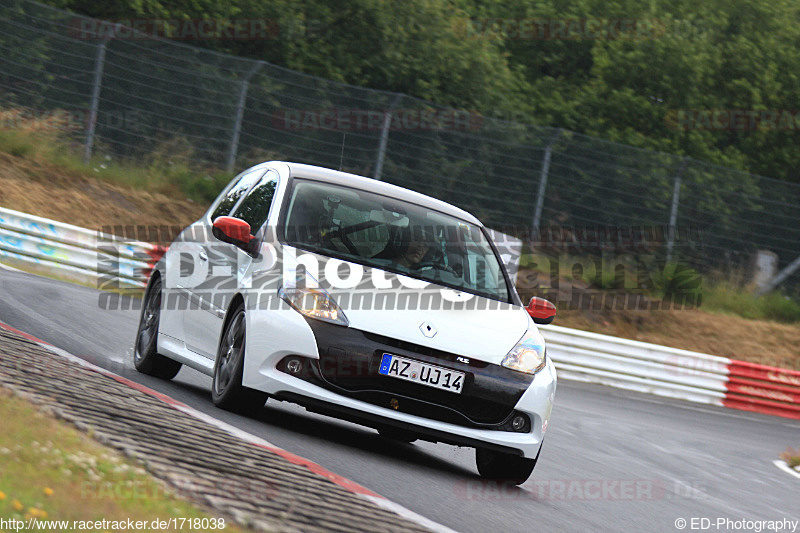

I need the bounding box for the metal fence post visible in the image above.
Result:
[226,61,264,172]
[83,35,110,164]
[666,157,689,264]
[531,128,561,233]
[373,94,403,181]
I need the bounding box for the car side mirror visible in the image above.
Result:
[212,216,255,249]
[526,297,556,325]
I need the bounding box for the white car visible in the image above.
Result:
[134,161,557,482]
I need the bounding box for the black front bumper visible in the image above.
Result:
[272,391,524,456]
[277,319,534,431]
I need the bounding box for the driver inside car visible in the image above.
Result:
[375,225,433,270]
[395,236,430,268]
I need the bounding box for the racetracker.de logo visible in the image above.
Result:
[271,109,484,132]
[0,109,89,131]
[67,17,282,40]
[0,109,141,132]
[454,479,708,501]
[456,18,666,40]
[666,109,800,131]
[80,478,279,502]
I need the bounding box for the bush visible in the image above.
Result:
[701,282,800,323]
[0,127,38,157]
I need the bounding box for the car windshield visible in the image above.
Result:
[282,179,511,302]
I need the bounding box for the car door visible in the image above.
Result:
[160,170,262,349]
[179,167,266,357]
[183,169,280,358]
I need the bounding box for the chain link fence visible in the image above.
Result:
[1,0,799,294]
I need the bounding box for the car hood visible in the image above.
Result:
[345,302,531,365]
[279,247,532,365]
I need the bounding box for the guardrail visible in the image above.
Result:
[540,324,731,405]
[541,325,800,420]
[723,361,800,419]
[0,207,162,289]
[1,207,798,420]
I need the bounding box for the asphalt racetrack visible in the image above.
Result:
[0,269,797,533]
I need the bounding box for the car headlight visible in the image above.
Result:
[501,330,546,374]
[278,272,349,327]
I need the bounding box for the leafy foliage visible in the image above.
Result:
[42,0,800,184]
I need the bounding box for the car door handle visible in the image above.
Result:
[199,251,208,262]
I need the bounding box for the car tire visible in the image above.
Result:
[378,427,417,444]
[475,445,540,484]
[211,303,268,413]
[133,276,182,380]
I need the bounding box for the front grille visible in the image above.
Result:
[341,390,514,427]
[316,353,512,424]
[300,319,533,428]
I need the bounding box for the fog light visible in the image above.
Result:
[511,415,527,432]
[286,359,302,374]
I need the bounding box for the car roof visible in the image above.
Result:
[266,161,482,226]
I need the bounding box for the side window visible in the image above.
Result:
[231,170,279,232]
[351,223,389,257]
[210,169,265,221]
[464,237,502,292]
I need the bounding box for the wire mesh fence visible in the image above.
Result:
[1,0,798,294]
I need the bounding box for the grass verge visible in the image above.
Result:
[702,282,800,323]
[0,387,249,531]
[0,127,231,204]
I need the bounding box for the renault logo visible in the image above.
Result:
[420,321,437,338]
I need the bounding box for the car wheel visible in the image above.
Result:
[211,303,268,413]
[134,276,182,379]
[475,446,539,484]
[378,427,417,444]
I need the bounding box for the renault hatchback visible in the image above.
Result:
[134,161,557,482]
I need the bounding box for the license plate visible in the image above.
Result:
[378,354,464,394]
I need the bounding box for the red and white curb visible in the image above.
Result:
[0,321,458,533]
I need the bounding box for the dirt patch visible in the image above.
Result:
[0,152,204,240]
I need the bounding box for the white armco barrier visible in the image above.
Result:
[540,324,731,405]
[0,207,162,289]
[1,208,798,420]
